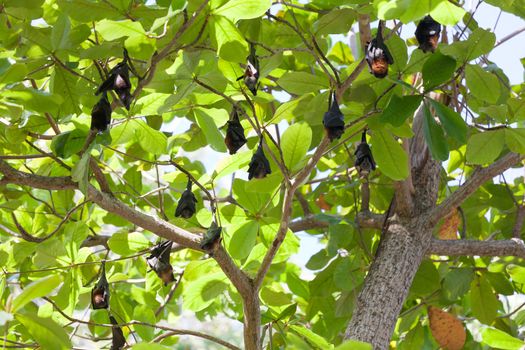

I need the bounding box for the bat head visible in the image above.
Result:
[91,286,109,309]
[366,39,393,78]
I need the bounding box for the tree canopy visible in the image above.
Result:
[0,0,525,349]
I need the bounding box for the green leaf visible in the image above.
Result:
[261,285,292,307]
[410,260,440,296]
[470,274,499,324]
[107,232,150,255]
[379,95,422,127]
[481,327,525,350]
[50,66,82,115]
[133,305,156,341]
[314,8,356,35]
[281,122,312,171]
[133,120,167,155]
[16,313,71,350]
[429,100,467,143]
[441,28,495,62]
[277,72,330,95]
[12,275,62,313]
[3,88,63,113]
[51,130,86,158]
[387,34,408,73]
[370,130,409,180]
[267,96,306,125]
[194,107,229,152]
[429,0,466,25]
[422,52,456,90]
[212,150,251,180]
[214,0,272,22]
[466,130,505,165]
[0,64,28,85]
[422,105,449,161]
[211,15,248,62]
[505,129,525,154]
[465,64,500,104]
[96,19,146,41]
[183,272,229,312]
[506,264,525,284]
[71,152,90,194]
[51,15,71,51]
[56,0,121,22]
[335,340,373,350]
[290,325,332,349]
[398,0,437,23]
[228,221,259,260]
[442,268,474,301]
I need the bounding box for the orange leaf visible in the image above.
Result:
[428,306,466,350]
[438,208,460,240]
[316,194,332,211]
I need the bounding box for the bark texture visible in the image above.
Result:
[344,95,523,348]
[345,219,432,347]
[344,104,441,349]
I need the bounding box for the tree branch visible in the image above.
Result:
[428,238,525,259]
[132,0,210,99]
[429,153,523,225]
[289,215,329,232]
[0,160,251,298]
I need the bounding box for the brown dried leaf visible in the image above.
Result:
[438,208,460,240]
[428,306,466,350]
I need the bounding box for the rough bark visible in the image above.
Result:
[345,219,432,348]
[344,104,442,349]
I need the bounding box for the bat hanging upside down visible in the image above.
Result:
[365,21,394,78]
[415,15,442,53]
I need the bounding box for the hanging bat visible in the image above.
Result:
[91,262,109,309]
[323,92,345,141]
[96,55,133,110]
[248,140,271,180]
[90,93,112,132]
[200,221,222,251]
[109,316,126,350]
[365,21,394,78]
[224,107,247,155]
[146,240,175,286]
[175,179,197,219]
[237,42,260,95]
[415,16,441,53]
[354,130,376,177]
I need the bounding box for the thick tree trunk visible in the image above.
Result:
[344,219,432,349]
[345,104,441,348]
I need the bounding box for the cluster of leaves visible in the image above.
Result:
[0,0,524,349]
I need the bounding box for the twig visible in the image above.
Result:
[43,297,240,350]
[10,200,89,243]
[155,271,184,317]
